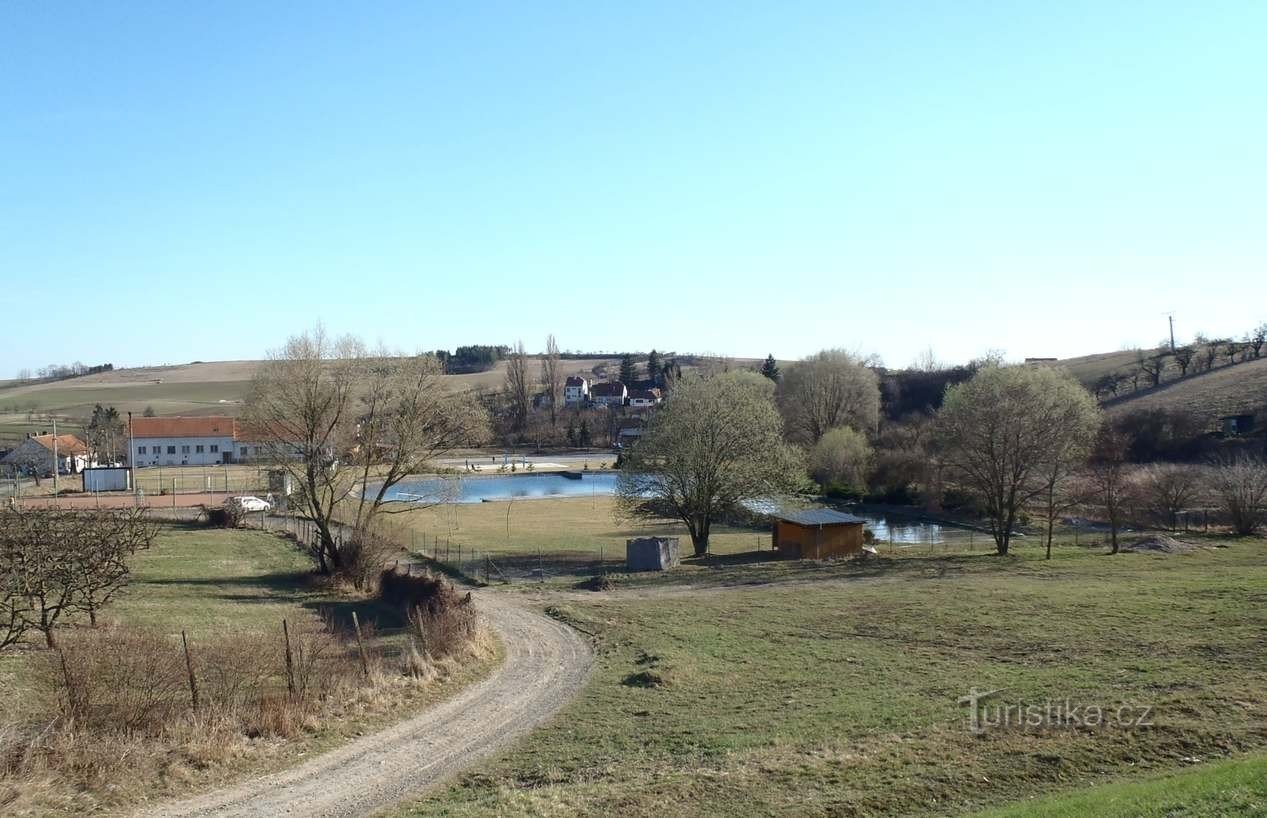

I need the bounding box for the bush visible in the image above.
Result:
[808,427,872,496]
[379,568,476,659]
[202,503,246,528]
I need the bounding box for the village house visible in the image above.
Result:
[1,433,92,477]
[628,387,662,408]
[129,416,271,466]
[563,376,590,405]
[589,381,628,408]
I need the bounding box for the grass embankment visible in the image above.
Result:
[395,535,1267,817]
[0,525,501,817]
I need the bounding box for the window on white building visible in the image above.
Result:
[195,445,204,453]
[137,446,147,455]
[167,446,176,454]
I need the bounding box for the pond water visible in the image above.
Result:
[381,472,954,544]
[384,471,619,504]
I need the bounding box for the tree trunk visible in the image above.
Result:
[689,529,708,558]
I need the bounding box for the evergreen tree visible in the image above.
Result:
[760,354,780,381]
[647,349,661,385]
[619,354,636,385]
[579,419,592,447]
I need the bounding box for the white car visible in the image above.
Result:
[228,495,272,513]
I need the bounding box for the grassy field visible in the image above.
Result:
[0,524,501,815]
[972,752,1267,817]
[397,495,774,562]
[392,534,1267,817]
[1105,356,1267,429]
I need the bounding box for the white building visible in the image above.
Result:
[628,388,662,408]
[564,376,590,405]
[2,434,92,477]
[129,416,241,466]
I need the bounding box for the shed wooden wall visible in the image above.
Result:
[773,521,864,559]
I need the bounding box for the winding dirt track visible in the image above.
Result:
[138,593,592,818]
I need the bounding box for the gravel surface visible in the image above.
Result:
[137,592,592,818]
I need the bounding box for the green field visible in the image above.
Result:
[393,535,1267,817]
[972,753,1267,817]
[398,495,774,563]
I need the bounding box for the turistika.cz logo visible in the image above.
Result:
[958,687,1154,735]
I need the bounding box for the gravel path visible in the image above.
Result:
[138,593,592,818]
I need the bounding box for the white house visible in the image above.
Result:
[628,388,662,408]
[129,416,240,466]
[564,376,590,405]
[589,381,627,407]
[1,434,91,477]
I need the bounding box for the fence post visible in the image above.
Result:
[181,630,200,711]
[351,611,370,680]
[282,619,296,698]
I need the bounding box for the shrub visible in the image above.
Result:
[379,568,476,659]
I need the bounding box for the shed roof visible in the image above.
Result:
[776,508,868,526]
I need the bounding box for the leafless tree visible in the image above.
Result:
[1136,463,1201,531]
[1246,323,1266,359]
[1209,455,1267,535]
[1087,428,1131,554]
[1222,339,1243,366]
[778,349,881,445]
[541,334,563,427]
[503,340,532,432]
[245,326,489,576]
[1135,348,1167,388]
[1171,345,1195,377]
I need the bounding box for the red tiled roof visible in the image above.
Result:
[130,416,237,439]
[31,434,88,455]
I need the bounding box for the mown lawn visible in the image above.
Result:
[394,536,1267,817]
[398,495,771,560]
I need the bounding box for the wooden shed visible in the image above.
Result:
[773,509,868,560]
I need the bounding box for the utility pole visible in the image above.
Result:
[128,411,136,494]
[1165,312,1176,351]
[52,417,58,492]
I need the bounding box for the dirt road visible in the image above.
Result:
[138,593,592,818]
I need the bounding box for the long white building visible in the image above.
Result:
[129,416,263,466]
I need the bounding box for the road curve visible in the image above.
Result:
[137,593,592,818]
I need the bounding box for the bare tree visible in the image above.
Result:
[1210,456,1267,535]
[617,371,803,556]
[1135,348,1167,388]
[1136,463,1201,531]
[936,364,1099,555]
[1171,345,1195,378]
[541,335,563,428]
[1246,323,1266,359]
[245,326,489,576]
[1087,428,1130,554]
[778,349,881,445]
[503,340,532,432]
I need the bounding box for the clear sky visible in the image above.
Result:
[2,1,1264,375]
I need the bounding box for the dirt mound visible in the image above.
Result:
[1123,534,1204,554]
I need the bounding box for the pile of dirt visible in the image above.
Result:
[575,574,616,592]
[1123,534,1204,554]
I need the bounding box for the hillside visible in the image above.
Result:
[1,355,755,445]
[1103,355,1267,429]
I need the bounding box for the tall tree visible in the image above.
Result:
[760,354,780,381]
[504,340,532,432]
[778,350,881,444]
[1210,455,1267,535]
[647,349,661,386]
[245,326,488,575]
[619,354,637,386]
[936,364,1099,555]
[617,371,803,556]
[86,404,125,464]
[1032,389,1102,558]
[541,334,563,427]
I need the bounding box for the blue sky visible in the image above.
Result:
[2,1,1264,375]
